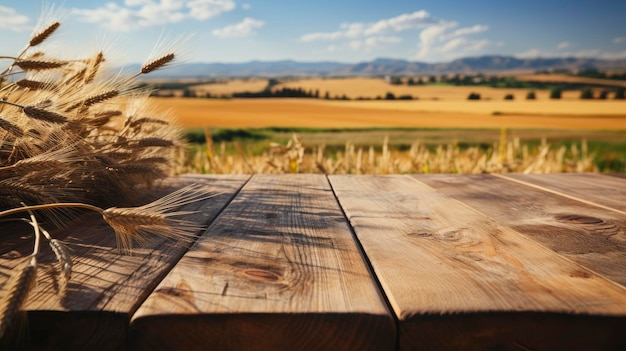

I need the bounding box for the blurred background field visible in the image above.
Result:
[142,73,626,174]
[178,127,625,174]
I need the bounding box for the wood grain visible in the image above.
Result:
[0,175,248,350]
[501,173,626,213]
[330,174,626,350]
[418,173,626,287]
[131,174,395,351]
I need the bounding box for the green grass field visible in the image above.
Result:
[185,127,626,173]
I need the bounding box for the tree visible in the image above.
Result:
[580,88,594,99]
[266,78,280,89]
[407,77,416,86]
[181,88,194,98]
[389,76,403,85]
[385,92,396,100]
[615,87,625,100]
[504,94,514,100]
[526,91,536,100]
[467,92,481,100]
[598,90,609,100]
[324,91,330,100]
[550,88,562,99]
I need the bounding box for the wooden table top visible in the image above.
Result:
[1,173,625,350]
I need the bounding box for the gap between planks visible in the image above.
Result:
[493,173,626,216]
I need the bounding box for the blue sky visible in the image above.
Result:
[1,1,625,65]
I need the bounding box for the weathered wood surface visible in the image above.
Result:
[2,173,626,350]
[417,173,626,287]
[131,174,395,351]
[501,173,626,213]
[0,175,248,350]
[330,175,626,350]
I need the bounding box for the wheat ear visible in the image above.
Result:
[0,117,24,137]
[0,185,220,254]
[29,22,61,47]
[141,53,175,75]
[14,60,65,71]
[0,258,37,339]
[49,239,73,286]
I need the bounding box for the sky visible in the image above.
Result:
[1,0,626,65]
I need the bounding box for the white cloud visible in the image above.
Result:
[557,41,570,50]
[515,48,543,58]
[516,48,626,60]
[418,21,456,47]
[188,0,235,20]
[464,39,490,52]
[300,10,436,42]
[363,10,437,36]
[0,6,31,31]
[441,37,467,53]
[212,17,264,37]
[598,51,626,60]
[348,36,401,51]
[241,3,251,10]
[365,36,402,46]
[613,37,626,44]
[448,24,488,38]
[72,0,235,31]
[349,40,363,51]
[415,21,490,60]
[301,31,343,42]
[124,0,152,6]
[300,10,491,60]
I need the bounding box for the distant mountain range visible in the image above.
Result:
[131,55,626,78]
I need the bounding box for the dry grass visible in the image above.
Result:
[0,17,207,340]
[183,130,601,175]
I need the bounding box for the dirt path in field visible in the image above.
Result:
[152,98,626,130]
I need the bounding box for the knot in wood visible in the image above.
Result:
[240,269,281,283]
[554,214,604,225]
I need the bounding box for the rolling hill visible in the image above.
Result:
[131,55,626,78]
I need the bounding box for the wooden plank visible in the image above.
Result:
[131,174,395,351]
[330,175,626,350]
[0,175,248,350]
[502,173,626,213]
[418,173,626,287]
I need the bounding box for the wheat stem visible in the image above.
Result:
[0,203,104,218]
[21,203,42,257]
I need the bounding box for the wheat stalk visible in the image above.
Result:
[0,14,201,343]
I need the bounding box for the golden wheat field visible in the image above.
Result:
[152,97,626,130]
[515,74,626,87]
[272,77,583,100]
[189,78,268,96]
